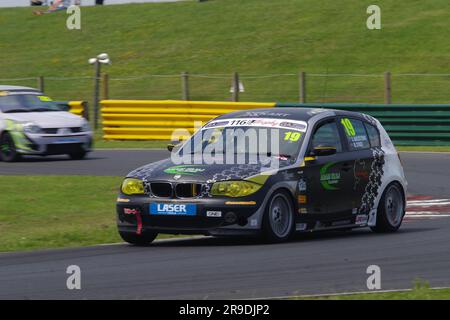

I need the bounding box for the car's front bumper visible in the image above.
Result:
[16,132,93,155]
[116,194,264,236]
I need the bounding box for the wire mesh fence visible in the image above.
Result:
[2,73,450,106]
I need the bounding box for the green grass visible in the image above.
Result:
[0,176,177,252]
[1,0,450,104]
[299,281,450,300]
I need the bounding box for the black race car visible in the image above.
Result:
[117,107,407,244]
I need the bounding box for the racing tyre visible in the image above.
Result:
[262,190,295,243]
[370,183,405,233]
[119,231,158,246]
[0,132,21,162]
[68,151,87,160]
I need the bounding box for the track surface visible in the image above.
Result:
[0,150,449,197]
[1,218,450,299]
[0,150,449,299]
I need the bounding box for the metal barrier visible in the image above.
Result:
[276,103,450,146]
[56,101,89,120]
[101,100,275,140]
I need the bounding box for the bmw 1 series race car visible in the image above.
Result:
[116,107,407,244]
[0,85,93,161]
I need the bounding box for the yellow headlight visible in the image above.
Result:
[210,181,262,198]
[121,178,145,195]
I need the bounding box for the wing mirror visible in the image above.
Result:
[310,146,337,157]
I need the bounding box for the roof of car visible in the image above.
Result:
[0,85,40,92]
[214,107,365,122]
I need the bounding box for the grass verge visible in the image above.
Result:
[0,175,176,253]
[297,282,450,300]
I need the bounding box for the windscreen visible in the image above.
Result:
[0,93,61,113]
[177,118,308,167]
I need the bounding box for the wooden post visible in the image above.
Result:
[299,71,306,103]
[384,71,392,104]
[232,72,239,102]
[37,76,45,93]
[102,73,109,100]
[181,72,190,100]
[81,101,90,121]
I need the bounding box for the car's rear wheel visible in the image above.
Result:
[119,231,158,246]
[262,190,295,243]
[68,151,87,160]
[0,132,21,162]
[370,183,405,233]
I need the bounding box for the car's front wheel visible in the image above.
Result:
[119,231,158,246]
[371,183,405,233]
[262,190,295,243]
[0,132,21,162]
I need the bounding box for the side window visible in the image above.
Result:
[311,121,342,153]
[340,118,370,151]
[364,122,381,147]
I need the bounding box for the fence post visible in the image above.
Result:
[102,73,109,100]
[37,76,45,93]
[232,72,239,102]
[299,71,306,103]
[93,61,101,129]
[384,71,392,104]
[81,101,90,121]
[181,72,190,100]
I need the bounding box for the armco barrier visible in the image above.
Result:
[56,101,89,119]
[276,103,450,146]
[101,100,275,140]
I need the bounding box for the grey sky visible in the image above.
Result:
[0,0,183,8]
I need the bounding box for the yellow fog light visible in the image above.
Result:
[121,178,145,195]
[210,181,262,198]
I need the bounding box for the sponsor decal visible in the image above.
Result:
[150,203,197,216]
[250,219,258,227]
[355,214,369,225]
[38,95,53,102]
[117,197,130,203]
[206,210,222,217]
[296,223,307,231]
[298,179,307,192]
[298,195,307,204]
[202,118,307,132]
[320,162,341,190]
[123,208,139,215]
[164,165,206,175]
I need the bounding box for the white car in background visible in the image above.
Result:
[0,85,92,162]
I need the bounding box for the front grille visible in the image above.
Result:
[46,143,83,155]
[148,182,203,198]
[175,183,202,198]
[150,183,173,198]
[42,127,82,134]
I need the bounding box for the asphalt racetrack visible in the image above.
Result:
[0,150,449,299]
